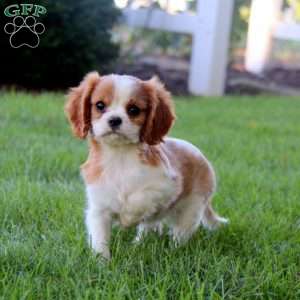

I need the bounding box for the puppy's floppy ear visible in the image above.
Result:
[140,76,175,145]
[65,71,100,139]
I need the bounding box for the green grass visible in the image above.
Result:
[1,91,300,299]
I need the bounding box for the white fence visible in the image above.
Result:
[123,0,234,96]
[246,0,300,74]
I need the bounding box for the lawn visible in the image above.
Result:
[0,92,299,299]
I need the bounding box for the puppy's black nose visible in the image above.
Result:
[108,116,122,129]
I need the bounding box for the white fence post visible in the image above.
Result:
[188,0,234,96]
[245,0,283,74]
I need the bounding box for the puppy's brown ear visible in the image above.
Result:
[140,77,175,145]
[65,72,100,139]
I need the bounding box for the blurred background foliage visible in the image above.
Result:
[286,0,300,20]
[115,0,300,60]
[0,0,119,89]
[114,0,253,60]
[1,0,300,90]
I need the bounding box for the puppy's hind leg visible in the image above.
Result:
[169,195,228,245]
[201,202,228,230]
[169,195,205,245]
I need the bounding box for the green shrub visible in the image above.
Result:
[0,0,120,89]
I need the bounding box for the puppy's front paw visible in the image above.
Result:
[91,243,111,260]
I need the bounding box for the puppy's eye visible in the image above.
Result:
[127,105,140,117]
[96,101,105,111]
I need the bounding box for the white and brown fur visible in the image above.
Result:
[65,72,227,259]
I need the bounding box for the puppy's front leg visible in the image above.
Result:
[85,208,111,259]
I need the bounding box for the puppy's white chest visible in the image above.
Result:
[86,151,177,217]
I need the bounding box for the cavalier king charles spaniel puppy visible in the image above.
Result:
[65,72,227,259]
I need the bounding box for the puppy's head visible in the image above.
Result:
[65,72,175,145]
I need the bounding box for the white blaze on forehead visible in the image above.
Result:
[110,74,138,106]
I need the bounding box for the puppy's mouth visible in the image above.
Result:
[102,130,126,138]
[100,130,136,145]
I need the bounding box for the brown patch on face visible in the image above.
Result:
[125,85,149,127]
[138,144,161,167]
[140,77,176,145]
[80,139,102,184]
[90,76,115,121]
[65,72,100,139]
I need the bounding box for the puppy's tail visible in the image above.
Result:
[201,203,228,230]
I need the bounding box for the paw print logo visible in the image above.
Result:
[4,16,45,48]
